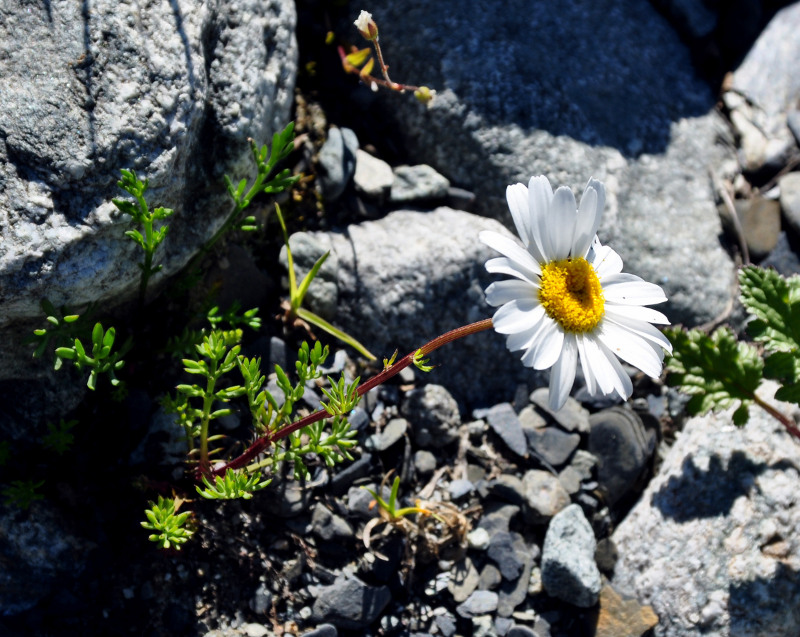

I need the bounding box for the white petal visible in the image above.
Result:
[506,307,548,350]
[549,334,578,411]
[492,300,540,334]
[485,257,540,286]
[590,243,624,277]
[480,231,542,277]
[579,335,631,398]
[548,186,578,261]
[597,321,665,378]
[604,312,673,354]
[577,335,597,396]
[528,176,554,261]
[523,319,564,370]
[602,275,668,305]
[485,279,539,306]
[605,303,670,325]
[506,183,531,245]
[571,179,603,258]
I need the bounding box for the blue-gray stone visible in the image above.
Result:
[541,504,602,608]
[310,576,391,630]
[484,403,528,457]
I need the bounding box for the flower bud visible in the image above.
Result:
[354,10,379,41]
[414,86,436,105]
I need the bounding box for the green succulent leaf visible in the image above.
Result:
[141,496,194,550]
[196,469,271,500]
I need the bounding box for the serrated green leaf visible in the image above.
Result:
[740,265,800,353]
[665,326,763,419]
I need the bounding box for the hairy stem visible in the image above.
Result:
[752,394,800,440]
[210,318,494,477]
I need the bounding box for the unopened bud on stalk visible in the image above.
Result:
[414,86,435,105]
[354,10,379,41]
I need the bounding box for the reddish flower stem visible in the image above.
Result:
[210,319,494,478]
[753,394,800,441]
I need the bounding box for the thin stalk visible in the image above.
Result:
[210,318,494,477]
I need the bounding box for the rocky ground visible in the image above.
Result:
[4,1,800,637]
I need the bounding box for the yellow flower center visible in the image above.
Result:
[538,258,605,333]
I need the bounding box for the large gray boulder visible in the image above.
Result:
[342,0,739,326]
[284,208,530,408]
[0,0,297,377]
[612,382,800,636]
[724,2,800,172]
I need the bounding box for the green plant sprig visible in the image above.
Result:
[275,203,377,360]
[205,123,300,259]
[1,479,45,510]
[29,299,94,369]
[176,332,246,471]
[41,419,78,455]
[213,318,494,477]
[113,169,174,305]
[197,468,271,500]
[141,496,194,549]
[55,322,129,390]
[365,475,431,521]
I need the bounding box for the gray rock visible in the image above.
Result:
[649,0,719,39]
[434,612,458,637]
[719,197,781,261]
[1,502,93,616]
[346,485,381,520]
[401,384,461,448]
[788,110,800,148]
[414,449,438,478]
[301,208,522,406]
[390,164,450,203]
[487,531,527,580]
[557,466,583,495]
[350,0,737,327]
[779,172,800,240]
[759,231,800,278]
[301,625,338,637]
[728,2,800,170]
[449,557,480,603]
[569,449,599,482]
[310,576,391,630]
[588,407,656,506]
[448,479,475,501]
[477,503,521,535]
[522,469,571,524]
[0,0,296,370]
[250,583,273,616]
[318,127,359,201]
[530,389,590,433]
[455,590,499,618]
[541,504,602,608]
[478,563,503,590]
[612,381,800,637]
[482,403,528,457]
[525,426,581,468]
[496,545,533,617]
[311,502,355,543]
[486,474,526,506]
[365,417,408,451]
[354,149,394,202]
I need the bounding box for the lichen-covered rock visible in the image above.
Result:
[612,382,800,636]
[0,0,297,378]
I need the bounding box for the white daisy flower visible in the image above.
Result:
[480,175,672,411]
